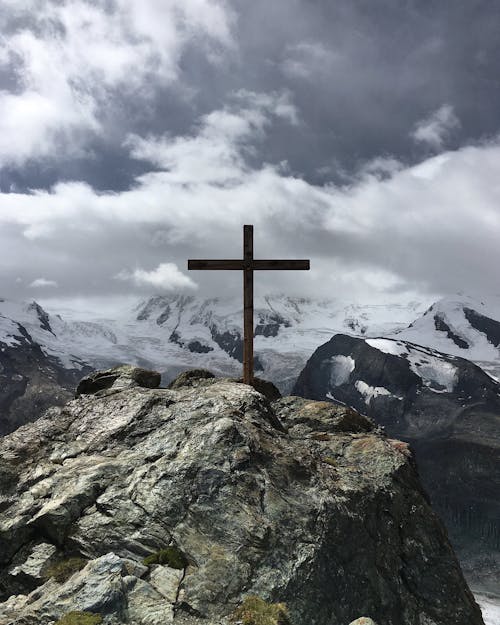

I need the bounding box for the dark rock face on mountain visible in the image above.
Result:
[0,327,90,437]
[0,367,483,625]
[433,313,469,349]
[207,325,264,372]
[254,311,291,337]
[463,307,500,347]
[293,334,500,588]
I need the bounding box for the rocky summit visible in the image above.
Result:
[0,367,484,625]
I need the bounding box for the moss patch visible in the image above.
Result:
[232,595,290,625]
[55,612,102,625]
[322,456,337,467]
[45,557,87,583]
[311,432,331,441]
[143,546,188,569]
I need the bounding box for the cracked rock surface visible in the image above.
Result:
[0,368,484,625]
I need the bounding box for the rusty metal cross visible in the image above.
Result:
[188,224,310,385]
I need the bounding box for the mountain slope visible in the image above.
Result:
[0,295,424,404]
[391,295,500,380]
[0,302,90,435]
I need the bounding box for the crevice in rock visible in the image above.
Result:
[174,565,187,607]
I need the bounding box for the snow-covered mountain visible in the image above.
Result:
[4,292,500,399]
[0,299,91,435]
[4,290,500,437]
[0,294,426,394]
[390,295,500,381]
[5,292,500,399]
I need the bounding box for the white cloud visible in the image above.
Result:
[0,95,499,302]
[358,156,404,179]
[29,278,58,288]
[282,41,340,79]
[127,90,298,183]
[116,264,197,291]
[233,90,299,125]
[411,104,460,149]
[0,0,234,166]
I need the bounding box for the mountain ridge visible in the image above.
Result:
[4,292,500,436]
[0,294,426,394]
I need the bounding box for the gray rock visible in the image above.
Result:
[274,396,375,434]
[0,553,129,624]
[349,619,379,625]
[9,543,57,579]
[125,574,175,625]
[149,565,183,602]
[0,372,484,625]
[76,365,161,396]
[168,368,216,390]
[239,376,281,401]
[168,369,281,402]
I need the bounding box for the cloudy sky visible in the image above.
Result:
[1,0,500,311]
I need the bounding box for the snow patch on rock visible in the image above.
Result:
[407,352,458,392]
[366,338,408,356]
[355,380,401,404]
[367,337,458,393]
[328,355,355,386]
[476,594,500,625]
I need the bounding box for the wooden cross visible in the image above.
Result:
[188,224,310,385]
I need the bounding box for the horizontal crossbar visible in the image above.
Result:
[188,259,310,270]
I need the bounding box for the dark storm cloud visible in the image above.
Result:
[4,0,500,189]
[1,0,500,307]
[228,0,500,181]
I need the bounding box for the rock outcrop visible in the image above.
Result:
[0,367,483,625]
[292,334,500,592]
[76,365,162,397]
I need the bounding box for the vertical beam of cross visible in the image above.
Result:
[243,225,254,385]
[188,225,310,385]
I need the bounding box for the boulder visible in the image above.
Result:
[168,369,216,390]
[168,369,281,402]
[274,396,375,434]
[0,371,484,625]
[240,376,281,401]
[76,365,161,396]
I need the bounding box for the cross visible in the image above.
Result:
[188,224,310,386]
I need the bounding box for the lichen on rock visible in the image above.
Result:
[0,366,484,625]
[55,612,103,625]
[45,557,88,583]
[143,547,188,570]
[232,595,289,625]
